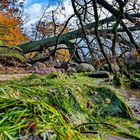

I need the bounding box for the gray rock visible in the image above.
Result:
[88,71,110,78]
[34,67,62,75]
[67,67,77,73]
[76,63,95,72]
[34,62,46,69]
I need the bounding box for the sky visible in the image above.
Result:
[23,0,73,28]
[24,0,57,7]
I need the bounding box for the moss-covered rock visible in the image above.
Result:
[0,46,26,65]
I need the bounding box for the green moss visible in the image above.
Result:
[0,46,26,64]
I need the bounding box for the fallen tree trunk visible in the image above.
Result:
[19,11,140,54]
[19,25,140,54]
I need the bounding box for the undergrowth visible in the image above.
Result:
[0,73,139,140]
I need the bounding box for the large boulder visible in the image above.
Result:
[34,67,63,75]
[76,63,95,72]
[88,71,110,78]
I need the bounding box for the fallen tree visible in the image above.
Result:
[18,0,140,77]
[19,13,140,54]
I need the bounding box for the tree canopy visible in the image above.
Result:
[0,0,29,46]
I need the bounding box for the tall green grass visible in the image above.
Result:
[0,73,140,139]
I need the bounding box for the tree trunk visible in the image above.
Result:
[19,15,140,54]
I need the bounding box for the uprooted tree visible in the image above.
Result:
[19,0,140,77]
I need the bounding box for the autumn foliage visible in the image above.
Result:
[0,0,29,46]
[0,0,24,16]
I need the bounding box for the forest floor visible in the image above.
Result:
[0,73,30,81]
[0,73,140,140]
[0,68,140,139]
[0,68,140,121]
[0,65,31,81]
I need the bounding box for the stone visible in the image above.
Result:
[49,67,57,73]
[34,67,63,75]
[34,62,46,69]
[43,61,57,67]
[76,63,95,72]
[67,67,77,73]
[34,68,46,75]
[88,71,110,78]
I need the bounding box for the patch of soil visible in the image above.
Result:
[0,66,30,74]
[0,73,30,82]
[0,65,31,81]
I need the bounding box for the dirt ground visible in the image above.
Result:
[0,73,31,82]
[0,66,31,82]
